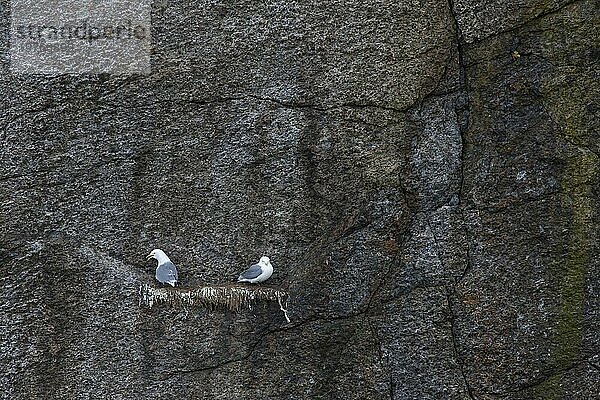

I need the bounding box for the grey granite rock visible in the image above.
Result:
[0,0,597,399]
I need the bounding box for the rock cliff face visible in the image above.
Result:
[1,0,598,399]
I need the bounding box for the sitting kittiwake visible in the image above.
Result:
[147,249,178,287]
[238,256,273,283]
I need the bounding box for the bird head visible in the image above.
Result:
[259,256,270,265]
[147,249,168,262]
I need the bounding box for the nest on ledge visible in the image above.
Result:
[138,283,290,322]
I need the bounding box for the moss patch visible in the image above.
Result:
[536,105,595,400]
[532,2,599,398]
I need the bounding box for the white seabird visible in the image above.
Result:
[238,256,273,283]
[147,249,178,287]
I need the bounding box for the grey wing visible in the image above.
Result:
[239,263,263,279]
[157,261,178,282]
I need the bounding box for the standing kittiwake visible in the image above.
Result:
[147,249,178,287]
[238,256,273,283]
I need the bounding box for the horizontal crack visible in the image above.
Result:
[94,93,411,114]
[479,354,600,396]
[464,185,598,215]
[465,0,584,45]
[173,336,264,375]
[0,157,133,186]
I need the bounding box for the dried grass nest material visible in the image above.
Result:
[139,283,290,322]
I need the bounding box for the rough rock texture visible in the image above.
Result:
[0,0,598,399]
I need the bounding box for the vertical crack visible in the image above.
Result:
[368,319,395,400]
[447,0,473,285]
[445,288,476,399]
[446,0,466,90]
[444,3,475,397]
[459,217,473,282]
[446,0,468,206]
